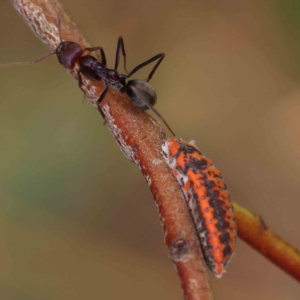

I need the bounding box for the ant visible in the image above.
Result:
[0,0,175,136]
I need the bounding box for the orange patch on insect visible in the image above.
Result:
[162,138,236,278]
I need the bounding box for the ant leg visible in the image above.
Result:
[138,96,175,136]
[77,69,85,91]
[126,53,165,82]
[77,69,87,103]
[144,101,176,136]
[84,47,107,65]
[97,86,109,119]
[77,68,107,119]
[114,36,129,73]
[145,54,164,82]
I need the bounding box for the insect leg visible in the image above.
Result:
[96,86,109,118]
[114,36,128,73]
[84,47,107,65]
[137,93,175,136]
[77,69,85,90]
[76,68,88,103]
[126,53,165,82]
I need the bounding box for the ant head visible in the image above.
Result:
[49,0,83,69]
[56,41,84,69]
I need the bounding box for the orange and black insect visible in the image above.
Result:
[162,138,236,278]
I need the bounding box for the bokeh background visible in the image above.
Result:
[1,0,300,299]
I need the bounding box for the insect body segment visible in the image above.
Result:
[56,41,84,69]
[162,139,236,278]
[120,80,175,136]
[121,80,157,110]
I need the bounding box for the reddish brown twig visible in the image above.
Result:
[10,0,213,299]
[8,0,300,297]
[234,202,300,282]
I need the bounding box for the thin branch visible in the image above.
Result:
[10,0,213,299]
[9,0,300,296]
[234,202,300,281]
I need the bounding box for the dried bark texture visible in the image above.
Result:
[10,0,213,299]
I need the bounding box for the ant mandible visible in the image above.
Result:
[0,0,175,136]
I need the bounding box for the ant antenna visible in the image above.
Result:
[0,52,55,69]
[0,0,63,69]
[48,0,63,43]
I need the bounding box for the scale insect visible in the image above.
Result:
[0,0,175,136]
[162,138,236,278]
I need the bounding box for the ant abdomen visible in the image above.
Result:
[121,79,157,110]
[120,79,175,135]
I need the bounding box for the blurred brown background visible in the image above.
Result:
[1,0,300,299]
